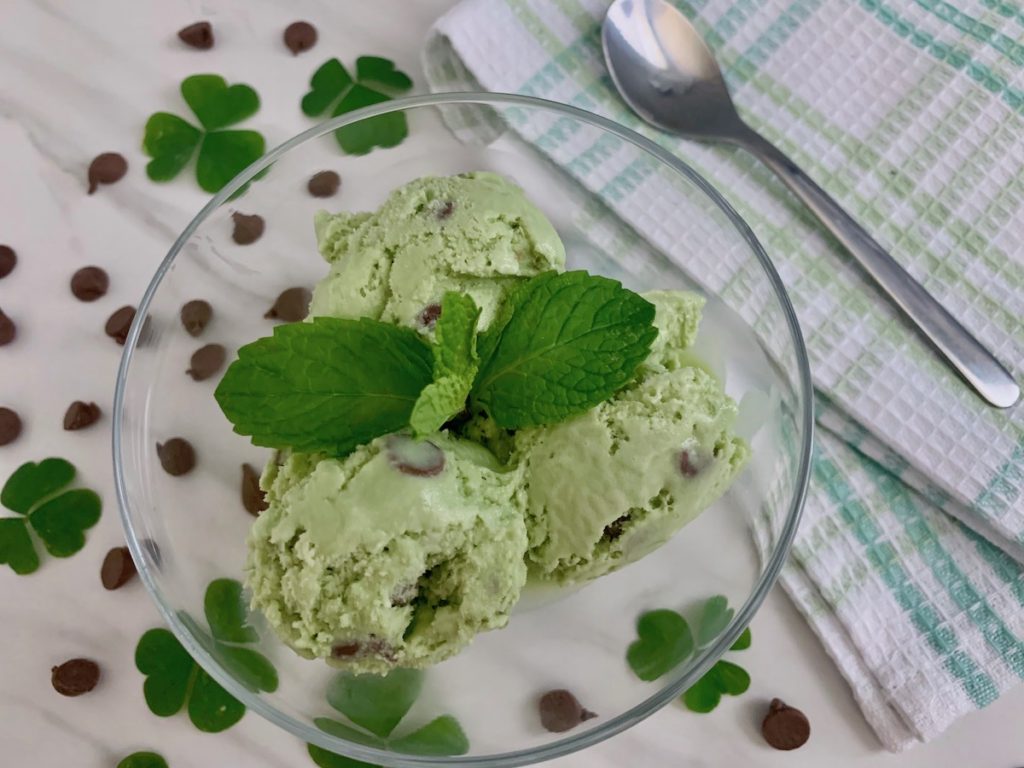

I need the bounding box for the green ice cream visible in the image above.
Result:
[310,172,566,331]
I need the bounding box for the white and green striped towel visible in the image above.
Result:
[422,0,1024,752]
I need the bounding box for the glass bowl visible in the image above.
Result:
[113,93,812,767]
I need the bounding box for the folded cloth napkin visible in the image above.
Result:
[423,0,1024,751]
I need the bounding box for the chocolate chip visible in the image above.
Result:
[70,266,109,301]
[283,21,317,54]
[241,463,267,516]
[64,401,101,431]
[762,698,810,751]
[87,153,127,194]
[180,299,212,337]
[157,438,195,476]
[0,407,22,446]
[105,305,136,345]
[416,303,442,329]
[0,245,16,279]
[435,200,455,220]
[538,689,597,733]
[0,308,15,346]
[602,513,632,542]
[186,343,226,381]
[307,170,341,198]
[231,212,264,245]
[387,435,446,477]
[264,287,310,322]
[678,449,704,478]
[331,637,395,661]
[100,546,137,590]
[51,659,100,696]
[178,21,214,49]
[331,642,361,658]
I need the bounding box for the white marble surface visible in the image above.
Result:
[0,1,1022,766]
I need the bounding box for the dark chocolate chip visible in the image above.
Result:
[331,642,361,658]
[678,449,703,478]
[51,659,100,696]
[538,689,597,733]
[435,200,455,220]
[416,303,442,329]
[100,546,136,590]
[70,266,109,301]
[241,463,267,516]
[283,21,317,54]
[307,170,341,198]
[157,438,195,476]
[762,698,810,751]
[178,21,214,49]
[186,343,226,381]
[63,401,102,431]
[331,637,395,661]
[105,305,136,345]
[0,407,22,446]
[0,308,15,346]
[180,299,212,337]
[387,435,445,478]
[231,212,264,245]
[0,245,16,279]
[602,513,632,542]
[87,153,127,194]
[264,287,310,322]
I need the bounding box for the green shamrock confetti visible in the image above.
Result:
[0,458,101,575]
[682,660,751,713]
[143,74,265,193]
[301,57,413,154]
[626,609,694,682]
[308,668,469,768]
[696,595,735,647]
[135,578,277,732]
[116,752,168,768]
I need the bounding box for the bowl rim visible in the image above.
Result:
[113,91,813,767]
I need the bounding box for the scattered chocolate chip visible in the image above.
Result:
[100,546,137,590]
[331,642,361,658]
[307,170,341,198]
[283,21,317,55]
[63,401,101,431]
[186,343,226,381]
[390,583,418,607]
[0,407,22,446]
[157,438,195,476]
[70,266,109,301]
[387,435,446,477]
[0,308,15,346]
[602,513,632,542]
[435,200,455,220]
[178,21,214,49]
[0,245,16,279]
[331,637,396,661]
[231,212,264,245]
[762,698,810,751]
[180,299,213,337]
[678,449,704,478]
[105,305,136,345]
[241,463,267,516]
[87,153,127,194]
[416,303,442,329]
[51,659,100,697]
[538,690,597,733]
[264,287,310,322]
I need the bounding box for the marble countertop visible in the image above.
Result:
[1,1,1021,766]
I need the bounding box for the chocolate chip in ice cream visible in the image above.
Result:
[0,245,16,279]
[231,212,264,245]
[538,689,597,733]
[264,287,310,322]
[105,306,136,345]
[100,546,137,590]
[186,343,226,381]
[331,637,396,661]
[602,513,632,542]
[51,659,100,696]
[283,21,317,55]
[678,449,705,478]
[416,303,442,329]
[178,21,214,49]
[762,698,810,751]
[307,170,341,198]
[70,266,109,301]
[0,308,15,346]
[387,435,445,477]
[435,200,455,220]
[180,299,212,337]
[64,401,101,431]
[0,407,22,446]
[241,463,267,516]
[87,153,128,194]
[157,438,195,476]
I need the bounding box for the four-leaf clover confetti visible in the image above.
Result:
[308,668,469,767]
[301,56,413,154]
[135,578,277,733]
[143,74,266,193]
[0,458,101,575]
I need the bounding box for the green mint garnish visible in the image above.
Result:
[215,317,433,456]
[0,458,101,575]
[473,271,657,429]
[626,609,694,682]
[410,293,481,436]
[309,669,469,767]
[117,753,168,768]
[143,74,265,193]
[302,57,413,155]
[135,578,277,732]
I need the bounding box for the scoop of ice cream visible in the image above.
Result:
[310,172,566,330]
[246,433,528,673]
[643,290,705,372]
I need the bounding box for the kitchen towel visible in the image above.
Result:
[422,0,1024,751]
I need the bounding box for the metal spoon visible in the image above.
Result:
[602,0,1019,408]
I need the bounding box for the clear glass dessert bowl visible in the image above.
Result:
[113,93,812,767]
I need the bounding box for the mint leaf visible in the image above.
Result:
[696,595,734,648]
[390,715,469,756]
[326,668,423,738]
[215,317,433,456]
[473,271,657,429]
[205,578,258,644]
[410,293,480,435]
[730,627,752,651]
[626,609,694,682]
[117,752,168,768]
[2,458,75,514]
[29,489,101,557]
[0,518,39,575]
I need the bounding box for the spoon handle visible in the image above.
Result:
[733,125,1019,409]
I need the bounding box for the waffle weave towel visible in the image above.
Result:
[422,0,1024,751]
